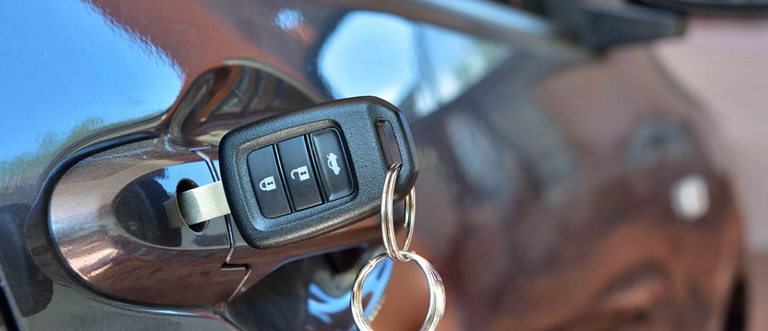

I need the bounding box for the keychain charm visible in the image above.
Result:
[351,163,446,331]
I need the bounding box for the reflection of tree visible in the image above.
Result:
[454,40,509,90]
[397,25,511,119]
[0,117,105,188]
[397,24,439,118]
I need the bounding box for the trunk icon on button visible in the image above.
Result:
[327,153,341,175]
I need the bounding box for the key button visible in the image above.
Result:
[277,136,323,210]
[247,146,291,218]
[311,128,354,201]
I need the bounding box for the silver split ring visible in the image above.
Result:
[381,163,415,263]
[351,251,446,331]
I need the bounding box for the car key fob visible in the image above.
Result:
[219,96,418,249]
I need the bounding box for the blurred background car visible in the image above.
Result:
[0,0,766,330]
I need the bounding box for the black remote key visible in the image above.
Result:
[219,96,418,249]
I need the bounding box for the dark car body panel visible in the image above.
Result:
[0,0,741,330]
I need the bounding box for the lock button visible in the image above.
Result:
[247,146,291,218]
[277,136,323,211]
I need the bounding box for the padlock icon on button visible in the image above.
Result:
[259,176,277,191]
[290,166,310,181]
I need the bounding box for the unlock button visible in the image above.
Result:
[278,136,323,210]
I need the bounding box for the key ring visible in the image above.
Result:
[351,251,445,331]
[381,163,415,263]
[351,162,446,331]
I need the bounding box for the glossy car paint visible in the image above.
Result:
[0,0,741,330]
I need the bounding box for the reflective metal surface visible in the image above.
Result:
[48,138,240,305]
[169,63,319,144]
[48,136,392,306]
[0,0,744,330]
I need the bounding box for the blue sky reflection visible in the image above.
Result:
[0,0,183,167]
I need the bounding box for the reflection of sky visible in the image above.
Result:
[318,12,418,105]
[318,11,511,118]
[307,257,392,325]
[417,0,551,35]
[0,1,182,163]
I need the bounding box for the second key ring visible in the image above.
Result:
[381,163,416,263]
[352,251,445,331]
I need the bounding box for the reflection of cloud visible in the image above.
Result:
[318,12,418,105]
[275,8,302,30]
[274,8,316,45]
